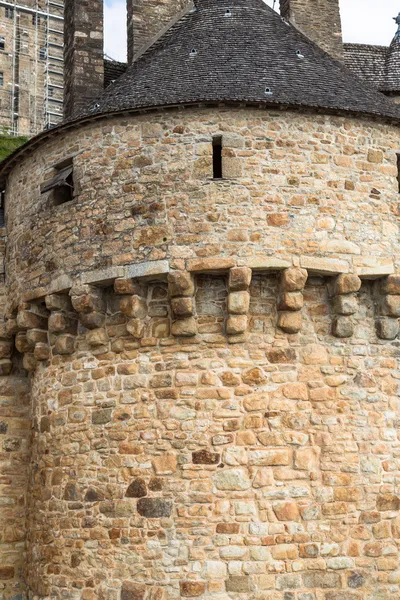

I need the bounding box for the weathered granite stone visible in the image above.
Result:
[137,498,173,518]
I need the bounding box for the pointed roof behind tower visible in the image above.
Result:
[83,0,400,120]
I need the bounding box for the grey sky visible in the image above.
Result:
[104,0,400,62]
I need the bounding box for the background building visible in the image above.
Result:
[0,0,64,137]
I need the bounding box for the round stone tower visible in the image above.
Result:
[1,1,400,599]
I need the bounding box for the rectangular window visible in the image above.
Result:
[212,135,223,179]
[39,46,47,61]
[32,14,41,25]
[5,8,13,19]
[41,158,74,206]
[397,154,400,193]
[0,72,3,87]
[0,37,5,51]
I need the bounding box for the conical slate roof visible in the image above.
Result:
[85,0,400,120]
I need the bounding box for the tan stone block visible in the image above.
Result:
[34,343,50,362]
[26,329,48,346]
[120,295,148,319]
[171,296,194,317]
[376,318,399,340]
[171,317,197,337]
[187,257,236,272]
[243,391,268,412]
[379,274,400,295]
[86,328,109,348]
[114,279,146,296]
[214,468,251,491]
[248,449,291,466]
[380,295,400,317]
[267,213,290,227]
[168,270,195,297]
[22,353,36,372]
[223,157,242,178]
[271,544,298,560]
[372,521,391,539]
[0,339,13,359]
[152,452,177,475]
[295,447,320,471]
[48,312,77,334]
[252,469,274,488]
[278,311,302,333]
[0,359,12,376]
[331,294,358,315]
[334,487,363,502]
[332,316,354,338]
[45,293,73,312]
[367,149,383,163]
[267,347,296,363]
[278,292,304,311]
[377,494,400,511]
[327,274,362,296]
[225,577,250,593]
[273,501,300,521]
[17,310,47,331]
[228,291,250,315]
[121,581,146,600]
[126,319,145,339]
[180,581,206,597]
[54,334,75,355]
[282,383,308,400]
[79,311,105,330]
[301,343,328,365]
[281,267,308,292]
[236,430,258,445]
[70,287,105,314]
[229,267,252,291]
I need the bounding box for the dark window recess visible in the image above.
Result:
[5,8,13,19]
[0,190,5,227]
[0,37,5,51]
[41,162,74,206]
[397,154,400,193]
[39,46,47,60]
[212,135,223,179]
[0,72,3,87]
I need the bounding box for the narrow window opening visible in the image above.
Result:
[0,36,5,51]
[213,136,223,179]
[0,190,5,227]
[0,72,3,87]
[41,157,74,206]
[397,153,400,193]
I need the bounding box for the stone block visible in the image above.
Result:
[281,267,308,292]
[48,312,77,334]
[214,469,251,491]
[376,318,399,340]
[79,311,105,330]
[114,278,146,296]
[192,450,220,465]
[228,291,250,315]
[380,295,400,317]
[54,334,75,355]
[121,581,146,600]
[171,317,197,337]
[86,328,109,348]
[180,581,206,597]
[22,353,36,372]
[226,577,250,593]
[273,501,300,521]
[187,257,236,272]
[171,296,194,317]
[302,572,341,589]
[45,293,73,312]
[379,274,400,295]
[26,329,49,346]
[377,494,400,511]
[120,295,148,319]
[137,498,173,518]
[327,274,362,296]
[0,359,12,376]
[226,314,247,335]
[126,479,147,498]
[34,343,50,361]
[126,318,145,339]
[152,453,177,475]
[332,294,358,315]
[267,347,296,363]
[278,292,304,311]
[167,271,195,297]
[332,316,354,338]
[278,311,302,333]
[70,287,105,314]
[0,339,13,359]
[17,310,47,331]
[229,266,252,291]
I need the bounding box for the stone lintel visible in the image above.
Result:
[187,258,236,272]
[300,256,349,275]
[125,260,170,280]
[48,275,74,295]
[239,257,292,271]
[81,266,126,286]
[23,287,47,303]
[356,263,395,280]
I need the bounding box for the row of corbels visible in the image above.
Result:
[1,269,400,373]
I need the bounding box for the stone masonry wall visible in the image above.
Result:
[0,227,30,600]
[3,106,400,599]
[280,0,343,61]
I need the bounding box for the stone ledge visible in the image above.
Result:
[356,263,395,279]
[300,256,349,275]
[238,257,292,270]
[125,260,170,279]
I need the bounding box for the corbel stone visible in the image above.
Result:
[278,268,307,334]
[45,293,77,356]
[168,271,197,337]
[70,285,106,330]
[0,321,13,376]
[328,274,361,338]
[226,267,252,340]
[16,302,50,364]
[374,275,400,340]
[116,279,148,340]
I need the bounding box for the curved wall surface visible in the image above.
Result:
[3,107,400,600]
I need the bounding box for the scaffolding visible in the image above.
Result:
[0,0,64,137]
